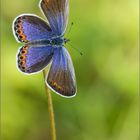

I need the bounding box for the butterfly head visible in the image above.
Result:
[51,37,70,46]
[64,38,70,44]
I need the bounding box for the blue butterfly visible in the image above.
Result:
[13,0,76,97]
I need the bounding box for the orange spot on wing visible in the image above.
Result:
[18,45,29,72]
[15,19,27,42]
[52,80,64,91]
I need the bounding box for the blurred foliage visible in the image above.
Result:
[1,0,139,140]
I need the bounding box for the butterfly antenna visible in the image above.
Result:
[66,22,74,38]
[67,42,83,56]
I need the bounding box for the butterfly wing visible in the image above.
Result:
[47,47,76,97]
[40,0,69,36]
[13,15,53,43]
[17,45,54,74]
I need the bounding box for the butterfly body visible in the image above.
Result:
[27,37,66,47]
[13,0,76,97]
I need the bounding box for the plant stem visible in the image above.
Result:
[43,70,56,140]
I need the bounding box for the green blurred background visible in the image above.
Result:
[1,0,139,140]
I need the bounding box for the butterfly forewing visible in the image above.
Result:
[47,47,76,97]
[40,0,69,36]
[13,15,53,43]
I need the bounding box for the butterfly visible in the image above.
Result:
[12,0,76,98]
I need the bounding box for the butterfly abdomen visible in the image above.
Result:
[27,39,51,46]
[27,37,64,47]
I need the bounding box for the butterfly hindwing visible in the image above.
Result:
[17,45,54,73]
[40,0,69,36]
[13,15,53,43]
[47,47,76,97]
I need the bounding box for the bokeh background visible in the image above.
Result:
[1,0,139,140]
